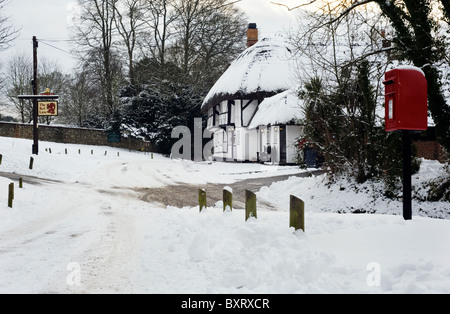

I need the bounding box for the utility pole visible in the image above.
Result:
[32,36,39,155]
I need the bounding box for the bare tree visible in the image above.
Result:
[171,0,247,88]
[62,70,97,127]
[140,0,179,79]
[113,0,145,85]
[194,1,247,87]
[0,0,20,52]
[133,0,246,89]
[173,0,203,77]
[4,53,33,123]
[72,0,123,119]
[38,57,71,125]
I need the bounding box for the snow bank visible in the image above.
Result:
[257,160,449,219]
[128,204,450,293]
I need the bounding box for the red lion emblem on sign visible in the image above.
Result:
[47,102,56,115]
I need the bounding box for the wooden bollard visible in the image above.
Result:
[29,157,34,170]
[19,178,23,189]
[8,183,14,208]
[290,195,305,232]
[0,154,3,165]
[245,190,257,221]
[223,187,232,212]
[199,189,207,212]
[65,148,68,154]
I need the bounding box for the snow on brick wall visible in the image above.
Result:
[0,122,156,152]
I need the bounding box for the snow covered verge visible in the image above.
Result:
[0,136,449,294]
[257,159,449,219]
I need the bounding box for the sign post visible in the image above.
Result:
[17,36,60,155]
[18,93,59,155]
[383,66,428,220]
[32,36,38,155]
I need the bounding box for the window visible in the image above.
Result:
[214,106,220,126]
[229,101,235,124]
[273,127,279,144]
[219,101,228,125]
[207,108,214,128]
[242,100,258,127]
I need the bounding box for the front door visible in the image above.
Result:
[280,126,287,164]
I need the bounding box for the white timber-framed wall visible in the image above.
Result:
[207,99,260,161]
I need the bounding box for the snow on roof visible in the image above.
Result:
[248,90,305,129]
[201,37,296,112]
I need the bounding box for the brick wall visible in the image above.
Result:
[414,140,448,163]
[0,122,156,153]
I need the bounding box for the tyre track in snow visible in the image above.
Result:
[137,170,325,210]
[0,173,144,293]
[0,163,322,293]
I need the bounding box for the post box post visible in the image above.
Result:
[402,130,412,220]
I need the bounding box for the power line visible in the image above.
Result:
[38,38,77,43]
[39,40,73,56]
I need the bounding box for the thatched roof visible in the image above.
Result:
[201,37,295,112]
[248,89,305,129]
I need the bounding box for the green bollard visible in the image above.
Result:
[8,183,14,208]
[223,187,232,212]
[245,190,257,221]
[289,195,305,232]
[199,189,207,212]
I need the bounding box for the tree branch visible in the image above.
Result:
[220,0,242,8]
[270,0,318,11]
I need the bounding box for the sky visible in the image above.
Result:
[0,0,300,73]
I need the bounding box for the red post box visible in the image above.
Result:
[383,66,428,132]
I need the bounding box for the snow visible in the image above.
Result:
[249,89,305,128]
[0,136,449,294]
[201,37,296,111]
[395,65,426,77]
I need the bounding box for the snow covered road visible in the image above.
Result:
[0,137,449,294]
[0,178,141,293]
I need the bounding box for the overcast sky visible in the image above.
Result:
[0,0,299,72]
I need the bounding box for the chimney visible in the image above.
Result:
[247,23,258,48]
